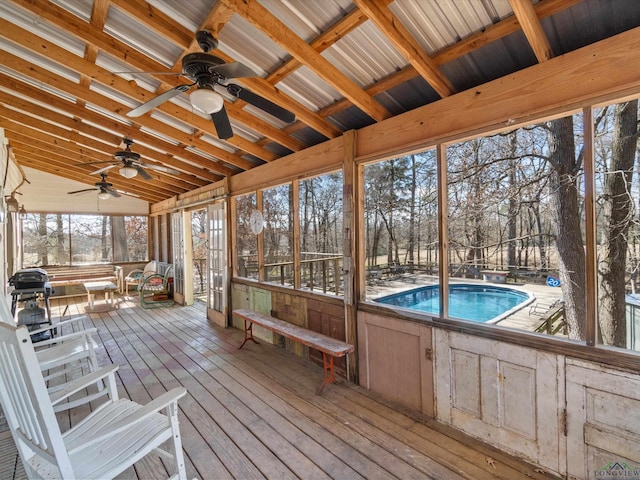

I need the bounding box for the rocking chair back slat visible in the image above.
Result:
[0,325,75,477]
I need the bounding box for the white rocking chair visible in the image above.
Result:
[0,322,188,480]
[26,317,108,412]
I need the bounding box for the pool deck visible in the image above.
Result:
[366,273,563,333]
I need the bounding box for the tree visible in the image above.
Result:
[112,216,127,262]
[597,100,639,347]
[546,116,587,340]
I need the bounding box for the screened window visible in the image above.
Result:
[594,98,640,352]
[299,172,343,294]
[235,193,258,280]
[234,172,344,296]
[364,152,439,299]
[22,213,148,266]
[263,184,293,287]
[363,113,594,344]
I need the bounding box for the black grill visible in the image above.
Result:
[9,268,49,290]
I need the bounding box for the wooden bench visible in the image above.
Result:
[42,265,123,296]
[233,308,354,394]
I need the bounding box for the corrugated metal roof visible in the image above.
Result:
[260,0,355,41]
[0,1,86,55]
[1,0,639,204]
[146,0,213,33]
[104,4,183,68]
[323,22,408,86]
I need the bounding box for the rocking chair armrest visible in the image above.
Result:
[49,364,119,406]
[65,387,187,454]
[34,327,98,347]
[28,316,89,336]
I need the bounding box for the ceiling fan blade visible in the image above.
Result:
[67,188,97,195]
[135,165,153,180]
[211,106,234,140]
[90,164,118,175]
[127,84,191,117]
[108,189,121,198]
[138,162,181,175]
[227,83,295,123]
[211,62,256,79]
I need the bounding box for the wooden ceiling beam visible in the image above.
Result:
[0,19,292,159]
[109,0,193,48]
[0,107,206,192]
[221,0,391,122]
[9,0,284,160]
[509,0,555,62]
[266,7,370,85]
[313,0,578,122]
[0,75,233,181]
[353,0,455,98]
[9,142,169,203]
[4,128,182,197]
[0,89,223,184]
[0,50,255,175]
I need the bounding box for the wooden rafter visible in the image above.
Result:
[353,0,455,98]
[509,0,555,62]
[0,0,619,208]
[221,0,391,122]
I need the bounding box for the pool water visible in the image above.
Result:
[375,284,532,323]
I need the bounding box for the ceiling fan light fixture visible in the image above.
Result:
[97,190,111,200]
[119,165,138,178]
[190,88,224,114]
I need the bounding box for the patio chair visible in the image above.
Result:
[1,296,107,412]
[28,318,108,411]
[0,322,188,480]
[140,264,174,309]
[529,297,564,316]
[124,260,157,295]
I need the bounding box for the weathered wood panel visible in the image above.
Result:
[357,311,434,415]
[434,329,562,475]
[566,359,640,479]
[0,296,560,480]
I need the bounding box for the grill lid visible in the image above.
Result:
[9,268,49,288]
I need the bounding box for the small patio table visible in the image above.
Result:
[83,281,118,312]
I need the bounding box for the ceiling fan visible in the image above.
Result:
[125,30,295,140]
[76,138,180,180]
[67,173,138,200]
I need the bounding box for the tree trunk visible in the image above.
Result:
[598,100,638,347]
[547,116,586,340]
[507,135,518,271]
[408,155,417,270]
[112,216,127,262]
[38,213,48,265]
[56,214,65,264]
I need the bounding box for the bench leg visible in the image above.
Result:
[239,319,259,349]
[318,352,337,395]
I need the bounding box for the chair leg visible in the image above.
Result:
[167,402,187,480]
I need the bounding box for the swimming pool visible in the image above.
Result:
[374,284,533,323]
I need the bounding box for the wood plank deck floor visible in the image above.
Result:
[2,295,561,480]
